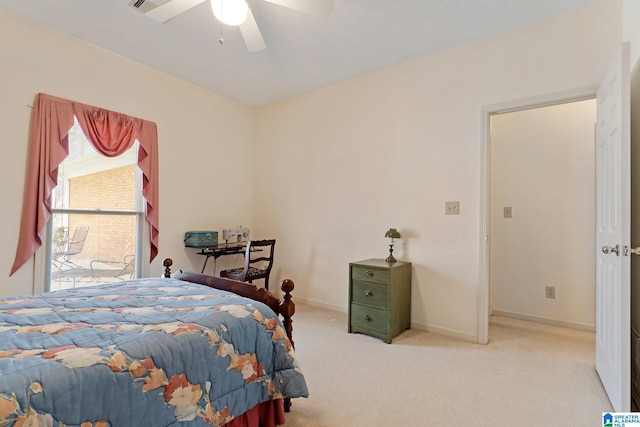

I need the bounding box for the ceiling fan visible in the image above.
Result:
[129,0,334,52]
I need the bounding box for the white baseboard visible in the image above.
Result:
[277,299,594,342]
[283,294,348,314]
[288,297,480,343]
[410,321,479,343]
[491,309,595,332]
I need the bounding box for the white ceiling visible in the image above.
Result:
[0,0,601,107]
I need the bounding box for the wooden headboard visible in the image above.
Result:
[162,258,297,347]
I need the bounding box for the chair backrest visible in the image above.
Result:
[66,226,89,256]
[242,239,276,276]
[122,255,136,277]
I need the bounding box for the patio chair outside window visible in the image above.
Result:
[53,226,89,270]
[90,255,136,281]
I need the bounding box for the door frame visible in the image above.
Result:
[478,85,599,344]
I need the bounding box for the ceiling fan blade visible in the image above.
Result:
[145,0,207,22]
[239,7,266,52]
[263,0,333,18]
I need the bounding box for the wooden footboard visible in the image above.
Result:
[162,258,297,411]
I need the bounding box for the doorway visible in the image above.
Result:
[478,87,598,345]
[489,99,596,330]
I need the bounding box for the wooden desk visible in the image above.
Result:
[196,242,247,273]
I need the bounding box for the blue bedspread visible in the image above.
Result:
[0,278,308,426]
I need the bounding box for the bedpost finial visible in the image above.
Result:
[281,278,294,294]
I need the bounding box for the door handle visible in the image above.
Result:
[602,244,620,256]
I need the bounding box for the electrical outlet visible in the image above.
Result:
[504,207,512,218]
[445,201,460,215]
[545,286,556,299]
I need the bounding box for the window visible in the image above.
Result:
[46,119,144,291]
[11,93,158,288]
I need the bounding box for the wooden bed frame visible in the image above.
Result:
[162,258,297,412]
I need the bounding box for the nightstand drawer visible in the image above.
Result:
[350,303,388,333]
[351,280,388,309]
[351,265,389,284]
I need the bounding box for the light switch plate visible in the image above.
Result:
[504,207,512,218]
[445,201,460,215]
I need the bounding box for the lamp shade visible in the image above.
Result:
[211,0,249,26]
[385,228,401,239]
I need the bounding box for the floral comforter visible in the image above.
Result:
[0,278,308,427]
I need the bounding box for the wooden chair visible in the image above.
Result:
[220,239,276,290]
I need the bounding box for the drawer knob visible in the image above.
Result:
[365,270,373,278]
[364,314,372,321]
[364,289,372,297]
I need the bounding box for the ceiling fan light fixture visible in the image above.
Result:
[211,0,248,26]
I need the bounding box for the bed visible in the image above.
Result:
[0,259,308,426]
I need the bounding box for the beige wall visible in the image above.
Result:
[253,1,622,341]
[632,67,640,331]
[0,9,255,297]
[625,0,640,335]
[490,100,596,330]
[0,1,628,342]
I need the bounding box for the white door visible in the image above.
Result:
[596,42,631,412]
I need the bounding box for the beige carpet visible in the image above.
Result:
[284,304,612,427]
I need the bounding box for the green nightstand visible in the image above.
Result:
[348,259,412,343]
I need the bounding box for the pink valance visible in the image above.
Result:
[10,93,159,276]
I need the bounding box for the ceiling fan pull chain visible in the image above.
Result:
[218,0,225,45]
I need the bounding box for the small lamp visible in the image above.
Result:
[384,228,401,263]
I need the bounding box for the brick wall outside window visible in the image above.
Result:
[68,164,137,262]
